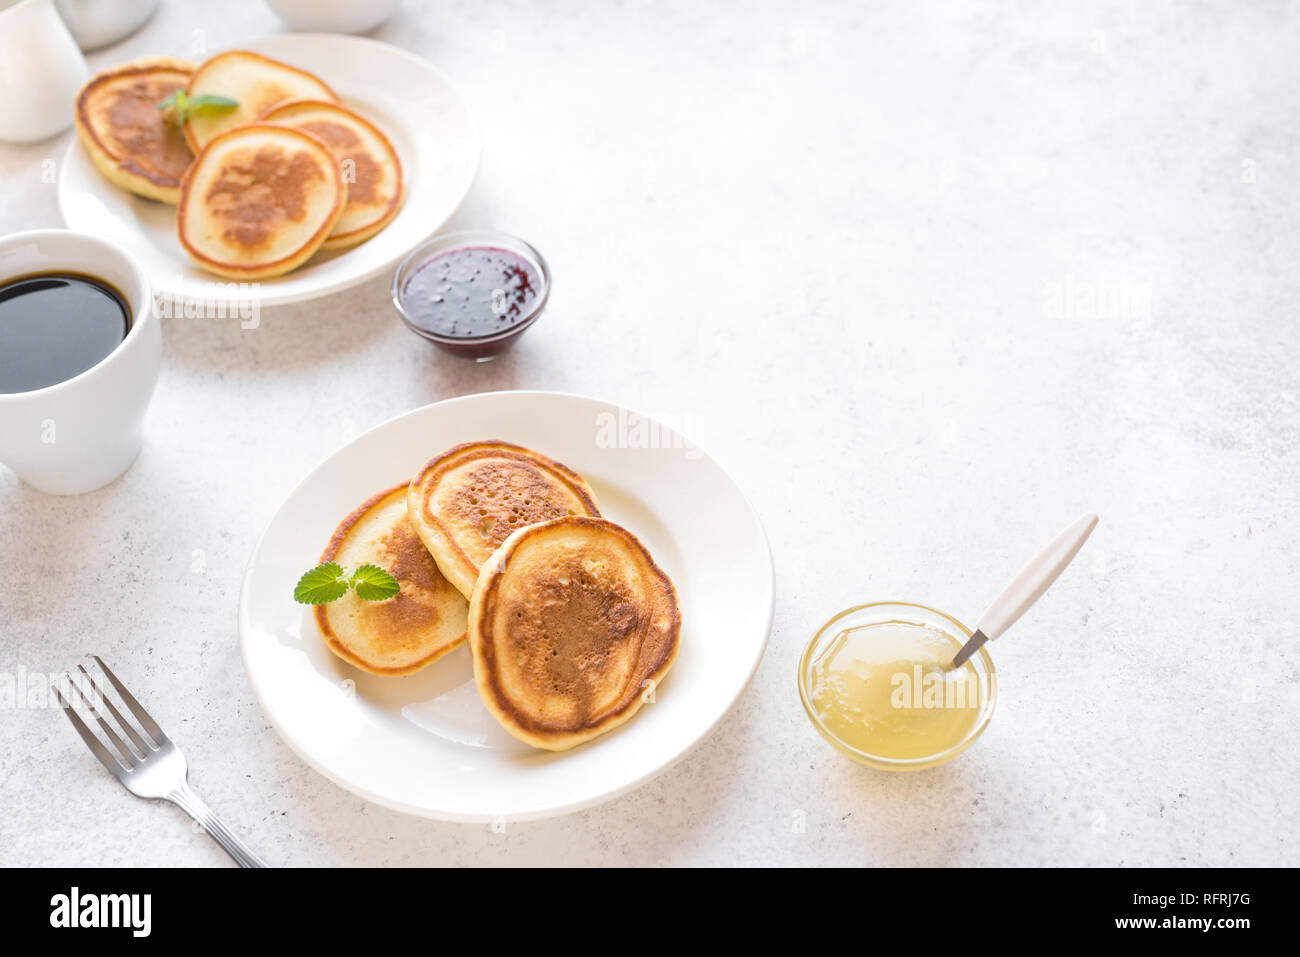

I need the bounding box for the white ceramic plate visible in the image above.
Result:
[58,34,478,308]
[239,392,774,821]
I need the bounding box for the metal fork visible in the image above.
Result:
[55,656,267,868]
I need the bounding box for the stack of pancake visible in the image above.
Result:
[313,441,682,752]
[75,51,403,279]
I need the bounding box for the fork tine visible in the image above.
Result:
[65,673,138,768]
[55,680,130,775]
[77,664,153,754]
[90,655,167,745]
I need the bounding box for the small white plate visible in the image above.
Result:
[58,34,478,308]
[239,392,774,821]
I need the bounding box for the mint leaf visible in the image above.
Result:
[293,561,401,604]
[351,564,400,601]
[158,89,188,114]
[189,94,238,112]
[158,90,237,124]
[294,562,349,604]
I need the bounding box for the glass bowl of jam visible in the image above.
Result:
[797,602,998,771]
[391,230,550,360]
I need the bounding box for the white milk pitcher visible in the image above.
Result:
[0,0,90,143]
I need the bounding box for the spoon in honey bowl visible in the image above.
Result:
[949,513,1100,669]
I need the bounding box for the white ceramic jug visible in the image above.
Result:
[0,0,90,143]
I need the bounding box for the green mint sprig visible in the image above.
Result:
[294,562,400,605]
[158,90,238,124]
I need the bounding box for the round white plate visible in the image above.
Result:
[58,33,478,308]
[239,392,774,821]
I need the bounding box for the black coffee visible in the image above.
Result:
[0,272,130,394]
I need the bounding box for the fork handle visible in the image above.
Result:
[169,781,268,868]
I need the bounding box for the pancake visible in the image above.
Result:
[177,124,346,279]
[259,100,404,249]
[183,50,339,153]
[74,57,196,204]
[407,441,601,600]
[469,516,681,751]
[315,484,468,676]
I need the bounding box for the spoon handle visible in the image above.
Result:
[976,512,1099,641]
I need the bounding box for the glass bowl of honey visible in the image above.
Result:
[797,602,997,771]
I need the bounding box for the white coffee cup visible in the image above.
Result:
[0,230,160,495]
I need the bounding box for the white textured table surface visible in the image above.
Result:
[2,0,1298,867]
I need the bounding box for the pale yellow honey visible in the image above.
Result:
[808,620,984,760]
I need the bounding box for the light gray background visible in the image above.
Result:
[2,0,1297,866]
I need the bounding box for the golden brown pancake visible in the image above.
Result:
[177,124,346,279]
[407,441,601,600]
[74,57,196,204]
[315,484,468,676]
[469,517,681,751]
[183,50,339,153]
[259,100,404,249]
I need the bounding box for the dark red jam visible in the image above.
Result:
[398,246,544,358]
